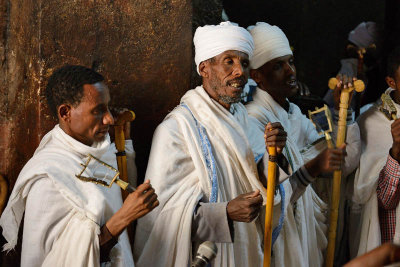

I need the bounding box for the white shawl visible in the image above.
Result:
[246,87,328,267]
[354,88,400,255]
[0,125,134,267]
[134,86,284,267]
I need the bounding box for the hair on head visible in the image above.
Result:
[45,65,104,117]
[387,46,400,78]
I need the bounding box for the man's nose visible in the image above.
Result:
[104,109,114,125]
[285,62,295,74]
[232,62,245,77]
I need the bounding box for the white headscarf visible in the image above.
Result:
[247,22,292,69]
[194,21,254,74]
[348,21,378,48]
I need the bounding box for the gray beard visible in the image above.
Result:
[217,94,241,105]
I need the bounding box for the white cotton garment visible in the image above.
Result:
[246,87,328,267]
[194,21,254,74]
[134,86,285,267]
[0,125,135,267]
[354,88,400,255]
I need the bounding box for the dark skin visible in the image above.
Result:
[58,82,159,237]
[199,50,263,222]
[344,243,400,267]
[386,65,400,161]
[251,54,346,177]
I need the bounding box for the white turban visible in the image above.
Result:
[247,22,292,70]
[348,21,378,48]
[194,21,254,74]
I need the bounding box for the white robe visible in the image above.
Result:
[0,125,136,267]
[354,88,400,255]
[246,87,329,267]
[133,86,288,267]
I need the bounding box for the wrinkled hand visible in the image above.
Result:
[333,74,357,110]
[264,122,287,154]
[106,180,159,236]
[227,190,263,223]
[305,144,346,177]
[391,119,400,161]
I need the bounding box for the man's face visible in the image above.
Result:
[201,50,250,109]
[252,54,298,104]
[63,82,114,146]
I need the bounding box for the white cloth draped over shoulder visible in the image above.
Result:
[354,88,400,255]
[134,86,286,267]
[246,87,328,267]
[0,125,134,267]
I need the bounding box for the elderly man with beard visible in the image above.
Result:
[245,22,361,266]
[133,21,292,267]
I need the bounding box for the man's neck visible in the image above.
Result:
[392,90,400,105]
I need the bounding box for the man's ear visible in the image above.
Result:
[250,69,260,83]
[58,104,72,122]
[386,76,395,88]
[199,61,209,78]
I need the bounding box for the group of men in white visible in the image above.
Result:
[1,19,400,267]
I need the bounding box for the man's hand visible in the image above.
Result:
[264,122,287,154]
[226,190,263,223]
[106,180,159,237]
[109,108,132,141]
[333,75,356,110]
[391,119,400,161]
[305,144,346,177]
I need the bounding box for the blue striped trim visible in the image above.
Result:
[254,152,264,163]
[271,184,285,246]
[181,103,218,203]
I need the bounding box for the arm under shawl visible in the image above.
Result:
[22,177,101,267]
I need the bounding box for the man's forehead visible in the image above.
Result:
[269,54,293,63]
[82,82,109,101]
[216,50,249,59]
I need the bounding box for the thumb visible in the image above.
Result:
[247,189,260,198]
[338,143,346,150]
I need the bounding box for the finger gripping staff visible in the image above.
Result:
[325,78,364,267]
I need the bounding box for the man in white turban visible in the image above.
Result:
[133,21,290,266]
[245,22,361,266]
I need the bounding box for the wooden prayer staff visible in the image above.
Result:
[263,146,277,267]
[325,77,365,267]
[114,110,136,200]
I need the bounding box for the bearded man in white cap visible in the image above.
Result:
[133,21,295,267]
[245,22,361,266]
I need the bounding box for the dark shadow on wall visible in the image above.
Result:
[223,0,386,98]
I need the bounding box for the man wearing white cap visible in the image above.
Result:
[246,22,361,266]
[133,21,290,266]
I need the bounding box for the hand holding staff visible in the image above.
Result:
[263,122,286,267]
[325,76,365,267]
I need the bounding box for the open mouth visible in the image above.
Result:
[228,81,245,90]
[287,79,298,88]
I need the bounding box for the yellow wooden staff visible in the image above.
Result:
[263,146,277,267]
[325,78,364,267]
[114,110,136,200]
